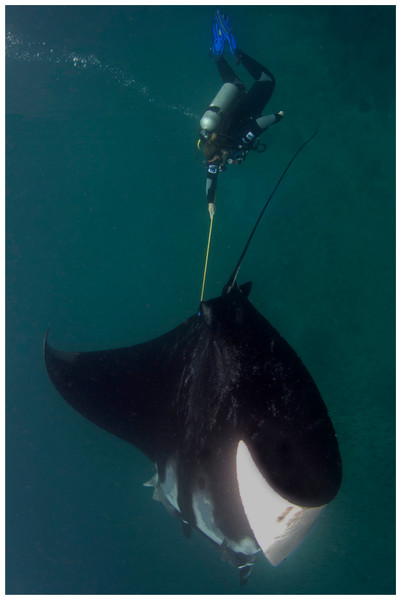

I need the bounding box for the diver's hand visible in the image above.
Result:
[208,203,215,218]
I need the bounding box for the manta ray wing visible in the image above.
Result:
[44,315,199,462]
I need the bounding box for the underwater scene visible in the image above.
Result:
[6,5,395,595]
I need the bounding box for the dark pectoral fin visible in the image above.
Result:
[44,323,189,460]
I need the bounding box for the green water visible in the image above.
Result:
[6,5,395,595]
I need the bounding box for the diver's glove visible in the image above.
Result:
[275,110,285,122]
[208,203,216,218]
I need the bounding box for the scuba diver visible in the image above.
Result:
[198,10,284,217]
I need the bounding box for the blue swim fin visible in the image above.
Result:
[211,12,226,57]
[216,9,238,58]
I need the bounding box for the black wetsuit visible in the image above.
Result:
[206,51,283,205]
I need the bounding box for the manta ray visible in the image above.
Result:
[44,135,341,584]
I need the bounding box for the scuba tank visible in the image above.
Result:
[199,82,239,138]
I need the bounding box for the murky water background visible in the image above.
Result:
[6,5,395,594]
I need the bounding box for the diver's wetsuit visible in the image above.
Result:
[206,52,283,205]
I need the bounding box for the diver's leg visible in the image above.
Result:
[236,52,276,117]
[236,51,275,85]
[214,56,243,87]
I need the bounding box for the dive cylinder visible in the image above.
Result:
[200,82,239,135]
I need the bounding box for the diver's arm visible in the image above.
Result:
[236,112,284,150]
[206,163,219,214]
[255,111,284,132]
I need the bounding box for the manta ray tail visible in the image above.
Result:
[223,131,318,296]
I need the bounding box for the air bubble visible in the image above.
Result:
[6,30,199,120]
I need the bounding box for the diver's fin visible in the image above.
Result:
[211,12,226,57]
[216,10,238,59]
